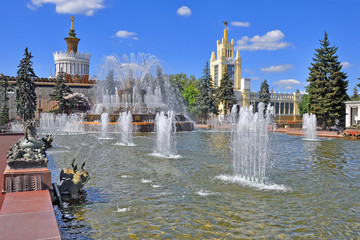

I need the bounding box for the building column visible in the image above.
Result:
[346,105,351,128]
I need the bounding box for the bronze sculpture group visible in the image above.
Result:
[6,121,90,202]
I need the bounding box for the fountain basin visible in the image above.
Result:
[83,113,194,132]
[79,121,194,132]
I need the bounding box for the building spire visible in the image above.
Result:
[236,50,240,59]
[68,16,77,38]
[211,51,216,61]
[71,16,74,31]
[65,16,80,53]
[223,20,228,43]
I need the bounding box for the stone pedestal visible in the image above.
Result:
[3,166,52,193]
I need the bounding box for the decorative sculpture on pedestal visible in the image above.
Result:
[6,121,49,169]
[58,158,90,201]
[41,134,53,150]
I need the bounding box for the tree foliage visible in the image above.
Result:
[0,74,12,125]
[350,86,359,101]
[15,47,37,122]
[50,72,73,113]
[182,84,199,116]
[169,73,200,117]
[216,72,236,115]
[105,69,116,95]
[306,32,349,129]
[298,94,310,117]
[258,79,271,113]
[196,62,218,120]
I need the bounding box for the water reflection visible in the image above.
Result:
[45,131,360,239]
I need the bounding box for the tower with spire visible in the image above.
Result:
[53,16,91,81]
[210,20,241,90]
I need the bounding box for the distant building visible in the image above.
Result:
[345,101,360,127]
[210,20,302,122]
[6,17,96,120]
[53,16,90,78]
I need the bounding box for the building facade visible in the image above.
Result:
[210,21,302,122]
[5,17,96,120]
[345,101,360,127]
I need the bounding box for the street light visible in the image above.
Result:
[277,95,283,124]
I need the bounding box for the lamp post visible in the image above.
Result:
[277,96,283,124]
[250,99,255,113]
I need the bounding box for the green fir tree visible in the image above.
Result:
[50,72,73,113]
[15,47,37,122]
[258,79,271,113]
[216,72,236,115]
[350,86,359,101]
[306,32,349,129]
[0,74,12,125]
[105,69,116,95]
[196,62,218,121]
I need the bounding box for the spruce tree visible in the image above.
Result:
[105,69,116,95]
[196,62,218,120]
[350,86,359,101]
[258,79,271,113]
[15,47,37,122]
[50,72,73,113]
[306,32,348,129]
[216,72,237,115]
[0,74,12,125]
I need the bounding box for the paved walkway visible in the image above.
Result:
[195,124,344,138]
[0,190,61,240]
[0,134,61,239]
[275,128,344,138]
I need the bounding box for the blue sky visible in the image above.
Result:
[1,0,359,94]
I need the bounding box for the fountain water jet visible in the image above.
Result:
[100,112,109,139]
[302,113,317,140]
[153,111,179,158]
[39,113,84,134]
[230,103,273,184]
[116,111,134,146]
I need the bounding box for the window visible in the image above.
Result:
[285,103,289,115]
[227,64,235,83]
[214,65,218,87]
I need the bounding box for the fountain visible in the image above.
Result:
[39,53,194,134]
[116,111,133,146]
[222,103,274,184]
[39,113,85,134]
[100,112,109,139]
[302,113,317,140]
[47,119,360,239]
[153,111,178,158]
[83,53,194,133]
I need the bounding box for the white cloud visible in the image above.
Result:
[231,21,250,27]
[115,31,138,40]
[177,6,191,17]
[272,79,301,90]
[251,77,260,80]
[243,69,255,74]
[235,30,292,51]
[28,0,105,16]
[261,64,294,73]
[341,61,352,68]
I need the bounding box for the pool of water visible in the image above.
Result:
[45,130,360,239]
